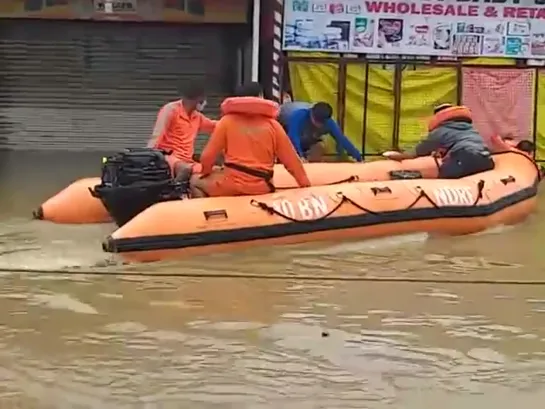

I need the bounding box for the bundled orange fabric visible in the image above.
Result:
[428,105,472,132]
[150,99,216,171]
[198,97,311,196]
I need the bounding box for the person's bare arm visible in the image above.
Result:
[199,114,217,134]
[148,104,174,147]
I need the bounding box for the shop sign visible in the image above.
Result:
[283,0,545,59]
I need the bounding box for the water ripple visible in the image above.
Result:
[1,178,545,407]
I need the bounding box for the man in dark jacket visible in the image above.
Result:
[383,104,494,178]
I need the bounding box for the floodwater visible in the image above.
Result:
[2,151,545,408]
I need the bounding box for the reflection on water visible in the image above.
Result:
[1,152,545,408]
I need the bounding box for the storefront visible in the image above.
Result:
[0,0,250,150]
[279,0,545,160]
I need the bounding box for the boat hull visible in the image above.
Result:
[35,158,440,224]
[104,150,540,263]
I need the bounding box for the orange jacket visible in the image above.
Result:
[200,97,311,188]
[151,99,216,162]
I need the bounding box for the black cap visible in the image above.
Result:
[234,82,263,97]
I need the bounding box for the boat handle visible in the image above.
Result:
[500,176,516,185]
[203,209,228,220]
[88,187,99,198]
[371,186,392,195]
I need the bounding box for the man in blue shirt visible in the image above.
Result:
[278,101,363,162]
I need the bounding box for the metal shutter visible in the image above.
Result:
[0,19,244,151]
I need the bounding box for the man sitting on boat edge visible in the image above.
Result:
[147,82,217,184]
[490,134,535,156]
[189,82,311,198]
[278,100,363,163]
[383,104,495,179]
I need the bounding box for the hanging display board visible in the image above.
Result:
[283,0,545,58]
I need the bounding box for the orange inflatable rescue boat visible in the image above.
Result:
[34,156,442,225]
[34,95,444,226]
[103,147,541,263]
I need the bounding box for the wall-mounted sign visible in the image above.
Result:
[0,0,248,23]
[283,0,545,59]
[92,0,139,20]
[94,0,137,13]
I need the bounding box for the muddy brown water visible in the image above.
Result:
[2,151,545,408]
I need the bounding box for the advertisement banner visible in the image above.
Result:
[283,0,545,58]
[0,0,248,23]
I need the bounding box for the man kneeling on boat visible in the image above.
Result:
[383,104,495,178]
[190,82,311,198]
[278,100,363,163]
[147,83,216,184]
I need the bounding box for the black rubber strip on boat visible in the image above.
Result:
[104,181,539,254]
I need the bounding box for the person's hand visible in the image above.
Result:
[382,151,405,161]
[300,157,308,163]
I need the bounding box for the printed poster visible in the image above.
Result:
[283,0,545,59]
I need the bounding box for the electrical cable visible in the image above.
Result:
[0,267,542,285]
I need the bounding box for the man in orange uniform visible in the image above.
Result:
[147,83,216,182]
[191,82,311,197]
